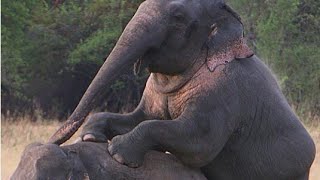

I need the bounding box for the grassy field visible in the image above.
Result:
[1,117,319,180]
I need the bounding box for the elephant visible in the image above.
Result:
[11,142,206,180]
[48,0,316,179]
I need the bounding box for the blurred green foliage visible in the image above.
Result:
[228,0,320,119]
[1,0,319,120]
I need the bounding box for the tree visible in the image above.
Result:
[229,0,320,119]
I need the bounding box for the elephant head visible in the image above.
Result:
[49,0,253,145]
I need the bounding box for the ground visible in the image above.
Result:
[1,116,319,180]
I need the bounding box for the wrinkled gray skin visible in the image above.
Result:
[48,0,316,179]
[11,142,206,180]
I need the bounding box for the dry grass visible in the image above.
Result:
[1,117,81,180]
[1,117,319,180]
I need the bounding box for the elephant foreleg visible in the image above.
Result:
[79,109,147,142]
[108,110,233,168]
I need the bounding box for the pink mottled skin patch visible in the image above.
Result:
[142,37,254,120]
[165,62,231,119]
[206,37,254,72]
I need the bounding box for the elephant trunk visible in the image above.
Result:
[48,3,166,145]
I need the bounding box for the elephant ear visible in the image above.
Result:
[205,3,254,72]
[206,37,254,72]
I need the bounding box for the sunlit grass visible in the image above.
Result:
[1,116,319,180]
[1,116,82,180]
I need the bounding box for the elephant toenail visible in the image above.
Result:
[113,154,125,164]
[83,134,96,141]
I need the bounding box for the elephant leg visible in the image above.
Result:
[79,109,146,142]
[107,95,237,168]
[108,115,231,168]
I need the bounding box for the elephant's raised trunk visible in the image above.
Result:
[48,2,166,145]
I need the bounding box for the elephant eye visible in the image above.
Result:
[172,13,185,22]
[168,3,187,23]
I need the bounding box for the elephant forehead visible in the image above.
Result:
[138,0,163,18]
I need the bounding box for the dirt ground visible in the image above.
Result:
[1,118,319,180]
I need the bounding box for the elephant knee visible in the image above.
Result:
[84,113,109,128]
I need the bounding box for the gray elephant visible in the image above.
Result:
[48,0,316,179]
[12,142,206,180]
